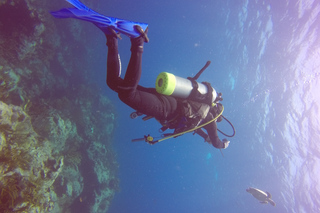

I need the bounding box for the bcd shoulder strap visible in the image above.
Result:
[186,78,214,105]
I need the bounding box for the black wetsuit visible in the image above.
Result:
[106,35,225,149]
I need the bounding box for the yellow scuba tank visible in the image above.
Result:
[155,72,217,102]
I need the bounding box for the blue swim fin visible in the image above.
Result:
[50,0,148,38]
[65,0,91,11]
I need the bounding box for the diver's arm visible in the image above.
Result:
[194,128,208,141]
[203,113,229,149]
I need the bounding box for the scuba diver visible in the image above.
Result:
[105,27,230,149]
[51,0,232,149]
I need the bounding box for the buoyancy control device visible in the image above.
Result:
[130,61,235,144]
[155,72,217,104]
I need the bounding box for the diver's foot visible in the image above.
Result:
[134,25,149,43]
[130,26,149,52]
[104,27,122,40]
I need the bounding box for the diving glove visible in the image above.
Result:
[222,138,230,149]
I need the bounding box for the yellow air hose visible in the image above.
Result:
[153,105,224,143]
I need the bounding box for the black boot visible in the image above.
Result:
[130,26,149,53]
[134,25,149,43]
[106,35,118,50]
[105,28,121,49]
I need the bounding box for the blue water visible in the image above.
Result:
[82,0,320,212]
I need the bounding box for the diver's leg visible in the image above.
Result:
[120,87,179,121]
[121,26,148,89]
[121,36,145,89]
[118,33,178,120]
[106,35,122,92]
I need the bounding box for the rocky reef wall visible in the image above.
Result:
[0,0,119,212]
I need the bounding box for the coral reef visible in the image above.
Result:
[0,101,63,212]
[0,0,119,212]
[87,142,119,213]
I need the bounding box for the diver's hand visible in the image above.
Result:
[222,138,230,149]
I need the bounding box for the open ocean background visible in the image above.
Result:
[66,0,320,212]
